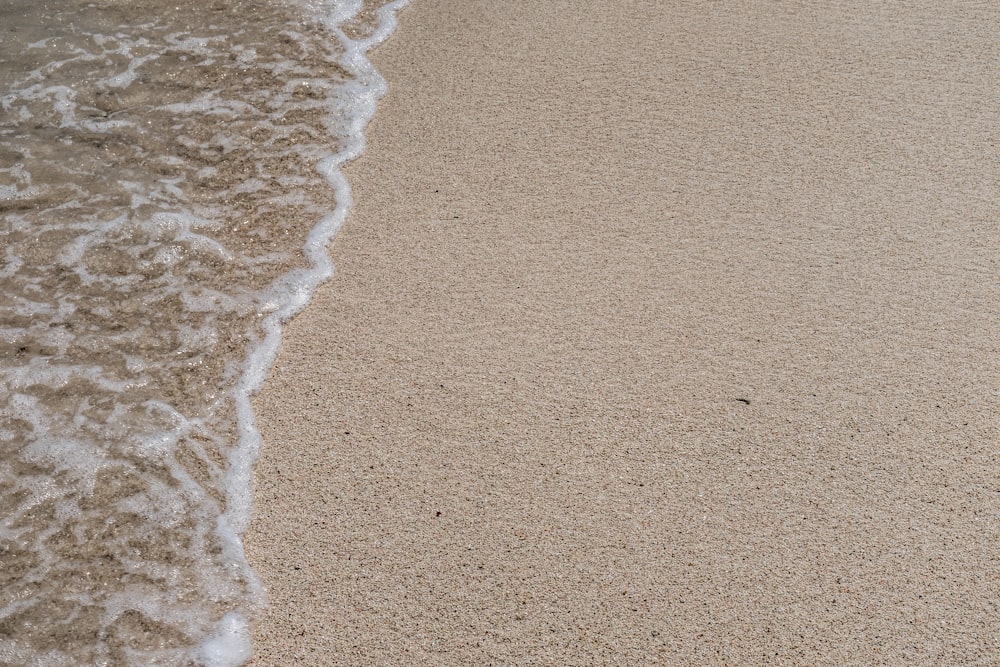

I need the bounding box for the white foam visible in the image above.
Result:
[196,613,252,667]
[147,211,235,260]
[0,1,411,664]
[21,437,107,482]
[205,10,409,665]
[162,93,258,117]
[5,359,143,393]
[226,0,412,532]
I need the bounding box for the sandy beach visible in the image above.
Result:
[246,1,1000,664]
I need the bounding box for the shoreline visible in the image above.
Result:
[246,1,1000,664]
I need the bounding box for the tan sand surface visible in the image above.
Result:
[246,1,1000,664]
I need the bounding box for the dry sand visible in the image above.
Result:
[246,1,1000,664]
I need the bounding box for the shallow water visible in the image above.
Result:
[0,0,405,664]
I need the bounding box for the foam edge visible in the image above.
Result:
[194,1,411,664]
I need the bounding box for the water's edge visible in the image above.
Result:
[0,0,408,664]
[216,1,410,664]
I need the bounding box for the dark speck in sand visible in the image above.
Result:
[735,398,751,405]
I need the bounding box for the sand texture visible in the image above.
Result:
[246,1,1000,664]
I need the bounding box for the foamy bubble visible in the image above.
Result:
[197,613,252,667]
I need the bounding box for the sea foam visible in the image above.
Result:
[0,0,407,664]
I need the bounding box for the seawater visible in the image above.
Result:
[0,0,406,664]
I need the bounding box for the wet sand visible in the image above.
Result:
[246,1,1000,664]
